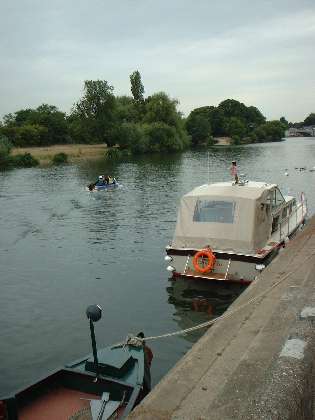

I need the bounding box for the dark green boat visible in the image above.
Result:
[0,306,151,420]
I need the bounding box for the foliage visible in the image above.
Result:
[130,70,145,104]
[304,113,315,126]
[187,99,266,144]
[105,148,122,160]
[0,135,12,168]
[72,80,116,145]
[144,122,186,153]
[1,74,301,153]
[12,153,39,167]
[186,114,212,146]
[280,116,289,128]
[143,92,181,127]
[231,135,241,145]
[111,122,145,150]
[2,124,49,147]
[224,117,246,139]
[1,104,68,146]
[52,152,68,165]
[252,121,285,142]
[115,96,138,123]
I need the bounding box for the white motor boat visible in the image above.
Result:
[165,181,307,284]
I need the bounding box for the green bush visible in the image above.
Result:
[231,135,241,145]
[12,153,39,167]
[52,152,68,165]
[105,148,121,160]
[0,135,13,168]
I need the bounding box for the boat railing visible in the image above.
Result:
[278,202,304,241]
[224,258,231,280]
[184,255,190,274]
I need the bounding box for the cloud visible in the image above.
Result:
[0,1,314,121]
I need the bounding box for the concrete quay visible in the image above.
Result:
[130,216,315,419]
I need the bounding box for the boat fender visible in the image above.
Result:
[193,249,216,274]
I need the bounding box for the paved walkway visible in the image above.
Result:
[130,217,315,419]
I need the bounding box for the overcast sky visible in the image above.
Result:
[1,0,314,122]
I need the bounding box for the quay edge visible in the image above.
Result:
[129,215,315,420]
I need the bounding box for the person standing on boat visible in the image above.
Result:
[230,160,239,184]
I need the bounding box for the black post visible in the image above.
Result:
[89,318,99,378]
[86,304,102,380]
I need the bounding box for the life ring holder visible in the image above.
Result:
[193,249,216,274]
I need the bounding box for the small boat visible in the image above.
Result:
[0,305,150,420]
[87,176,119,192]
[165,181,307,284]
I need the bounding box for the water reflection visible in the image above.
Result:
[1,137,315,395]
[166,278,247,343]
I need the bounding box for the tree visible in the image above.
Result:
[73,80,116,145]
[143,92,181,127]
[1,104,68,146]
[0,135,12,167]
[280,116,289,128]
[142,92,190,152]
[144,122,185,153]
[110,122,145,150]
[115,95,138,123]
[304,113,315,126]
[218,99,247,120]
[253,121,284,142]
[224,117,246,138]
[186,114,212,146]
[245,106,266,128]
[130,70,145,103]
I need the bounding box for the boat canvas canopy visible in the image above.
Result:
[172,182,275,254]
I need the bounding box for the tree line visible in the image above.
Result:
[1,70,312,156]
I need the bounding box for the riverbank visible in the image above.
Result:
[214,136,232,145]
[11,144,107,166]
[130,216,315,419]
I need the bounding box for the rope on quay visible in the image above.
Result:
[135,250,315,344]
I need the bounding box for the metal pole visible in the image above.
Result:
[89,319,99,378]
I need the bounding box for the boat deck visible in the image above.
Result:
[19,387,97,420]
[177,268,251,284]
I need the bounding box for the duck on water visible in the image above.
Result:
[0,305,153,420]
[165,180,307,284]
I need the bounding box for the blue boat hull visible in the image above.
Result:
[94,183,119,191]
[87,182,120,191]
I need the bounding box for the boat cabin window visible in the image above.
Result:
[272,215,279,233]
[193,200,235,223]
[282,207,288,219]
[267,188,285,211]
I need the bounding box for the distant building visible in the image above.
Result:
[285,126,315,137]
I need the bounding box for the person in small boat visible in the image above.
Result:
[230,160,239,184]
[104,175,110,184]
[137,332,153,395]
[88,175,102,190]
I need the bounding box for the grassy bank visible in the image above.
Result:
[11,144,107,166]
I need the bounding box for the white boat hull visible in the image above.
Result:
[166,202,307,284]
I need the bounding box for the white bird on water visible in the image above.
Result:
[284,169,289,176]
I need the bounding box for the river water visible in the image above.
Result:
[1,137,315,395]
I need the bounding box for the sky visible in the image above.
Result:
[0,0,315,122]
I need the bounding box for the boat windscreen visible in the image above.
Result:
[193,200,236,223]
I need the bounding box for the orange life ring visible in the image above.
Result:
[193,249,216,274]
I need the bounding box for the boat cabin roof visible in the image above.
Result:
[185,181,277,200]
[172,181,289,255]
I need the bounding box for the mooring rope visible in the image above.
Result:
[134,248,315,344]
